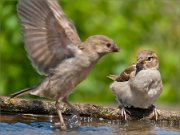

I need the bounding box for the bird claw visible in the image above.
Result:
[111,107,128,121]
[54,122,67,130]
[67,114,81,128]
[151,107,159,121]
[121,107,127,121]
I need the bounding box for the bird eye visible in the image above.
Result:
[106,43,111,48]
[147,57,152,61]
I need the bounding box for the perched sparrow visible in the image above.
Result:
[10,0,119,130]
[108,50,163,120]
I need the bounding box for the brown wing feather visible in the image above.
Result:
[47,0,81,44]
[18,0,81,75]
[108,64,136,82]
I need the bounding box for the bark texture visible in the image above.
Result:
[0,96,180,124]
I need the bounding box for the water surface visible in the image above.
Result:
[0,112,179,135]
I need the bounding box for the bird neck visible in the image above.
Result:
[89,52,101,63]
[146,64,159,70]
[82,50,101,63]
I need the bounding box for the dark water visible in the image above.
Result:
[0,113,180,135]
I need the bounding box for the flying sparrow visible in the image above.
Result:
[10,0,119,130]
[108,50,163,120]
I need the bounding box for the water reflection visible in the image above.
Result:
[0,113,179,135]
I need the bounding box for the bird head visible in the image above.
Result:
[84,35,119,56]
[135,50,159,75]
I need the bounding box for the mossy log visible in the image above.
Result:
[0,96,180,124]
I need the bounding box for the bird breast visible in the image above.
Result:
[110,69,163,108]
[30,54,95,99]
[129,69,163,108]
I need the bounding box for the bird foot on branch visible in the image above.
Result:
[150,107,159,121]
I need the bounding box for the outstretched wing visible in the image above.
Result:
[108,64,136,82]
[18,0,81,75]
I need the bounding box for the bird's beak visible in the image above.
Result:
[111,44,120,52]
[135,63,143,76]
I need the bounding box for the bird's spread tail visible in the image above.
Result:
[10,87,34,99]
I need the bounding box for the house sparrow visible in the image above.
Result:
[10,0,119,130]
[108,50,163,120]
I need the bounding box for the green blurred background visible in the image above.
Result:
[0,0,179,105]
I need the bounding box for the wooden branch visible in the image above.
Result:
[0,96,180,124]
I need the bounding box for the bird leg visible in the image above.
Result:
[117,99,130,121]
[62,96,81,128]
[121,107,127,120]
[54,100,66,130]
[119,105,129,121]
[111,105,129,121]
[150,105,159,121]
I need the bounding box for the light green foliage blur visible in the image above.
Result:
[0,0,179,104]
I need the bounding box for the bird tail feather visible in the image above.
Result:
[10,87,34,99]
[107,74,118,81]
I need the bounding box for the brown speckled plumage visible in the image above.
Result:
[108,65,136,82]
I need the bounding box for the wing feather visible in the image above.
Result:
[18,0,81,75]
[108,64,136,82]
